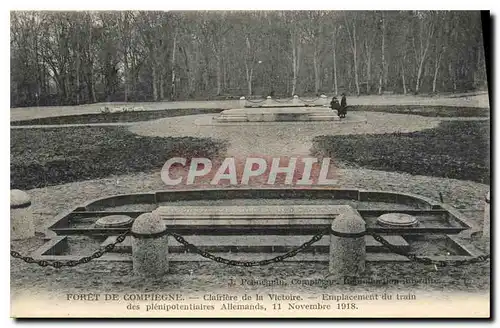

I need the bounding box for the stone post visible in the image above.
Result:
[239,96,246,108]
[292,95,299,105]
[329,209,366,278]
[265,96,273,106]
[482,191,490,242]
[131,212,169,277]
[320,94,328,107]
[11,190,35,240]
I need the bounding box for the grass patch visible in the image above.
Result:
[312,121,490,183]
[11,127,227,190]
[10,108,223,126]
[351,105,490,117]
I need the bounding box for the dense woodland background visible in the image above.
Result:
[10,11,488,108]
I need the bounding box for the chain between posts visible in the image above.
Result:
[11,229,490,268]
[169,229,328,267]
[10,230,129,268]
[245,98,267,104]
[272,97,295,103]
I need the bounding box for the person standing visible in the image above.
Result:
[340,93,347,118]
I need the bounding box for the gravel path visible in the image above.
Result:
[129,111,474,157]
[10,122,135,129]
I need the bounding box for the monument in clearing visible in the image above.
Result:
[213,95,340,123]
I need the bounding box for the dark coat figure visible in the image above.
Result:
[330,97,340,110]
[339,93,347,118]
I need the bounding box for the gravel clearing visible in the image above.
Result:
[129,111,446,157]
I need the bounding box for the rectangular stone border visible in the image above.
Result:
[48,207,470,236]
[36,188,480,266]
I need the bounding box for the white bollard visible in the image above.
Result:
[131,212,169,277]
[292,95,299,105]
[329,209,366,278]
[320,94,328,107]
[483,191,490,242]
[265,95,273,106]
[11,190,35,240]
[239,96,246,108]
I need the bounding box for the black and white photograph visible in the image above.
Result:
[8,9,491,318]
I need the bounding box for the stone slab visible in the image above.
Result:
[95,215,134,228]
[154,204,354,220]
[214,107,339,123]
[244,103,323,108]
[377,213,419,227]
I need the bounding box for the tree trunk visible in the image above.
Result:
[401,62,407,95]
[415,58,425,94]
[432,49,444,93]
[353,45,360,96]
[170,33,177,100]
[291,45,297,96]
[366,42,371,94]
[291,33,300,96]
[123,53,128,102]
[75,31,80,104]
[159,74,165,100]
[88,21,97,103]
[181,46,194,97]
[313,48,320,94]
[415,21,434,94]
[245,64,253,96]
[223,56,227,91]
[216,55,222,95]
[345,14,360,96]
[378,12,385,95]
[76,54,80,104]
[332,29,338,95]
[152,64,158,101]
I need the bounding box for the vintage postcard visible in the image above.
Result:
[9,10,491,318]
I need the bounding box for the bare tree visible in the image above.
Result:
[344,12,360,96]
[378,11,386,95]
[412,11,436,94]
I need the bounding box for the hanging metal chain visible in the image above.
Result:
[11,228,490,269]
[370,233,490,267]
[272,97,294,103]
[10,230,130,268]
[169,229,328,267]
[245,98,267,104]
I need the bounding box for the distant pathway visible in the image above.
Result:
[10,93,490,122]
[10,122,135,129]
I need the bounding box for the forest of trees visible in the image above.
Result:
[10,11,488,108]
